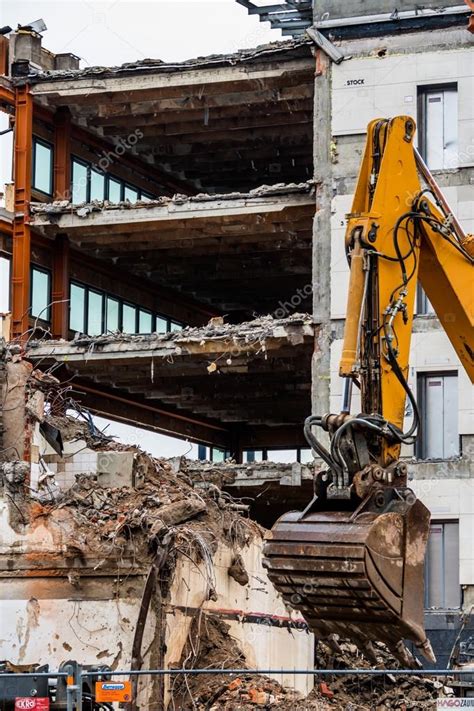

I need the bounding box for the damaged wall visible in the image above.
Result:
[0,392,315,707]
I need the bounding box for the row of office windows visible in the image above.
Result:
[69,282,183,336]
[236,374,460,464]
[32,138,154,202]
[197,446,313,464]
[71,158,154,204]
[30,266,183,335]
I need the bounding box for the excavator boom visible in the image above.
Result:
[264,116,474,667]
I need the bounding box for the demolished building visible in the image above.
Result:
[0,0,474,701]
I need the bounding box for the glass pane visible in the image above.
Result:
[33,141,52,194]
[0,257,10,312]
[87,290,103,336]
[141,192,153,202]
[106,297,119,332]
[123,304,136,333]
[155,316,168,334]
[72,160,88,203]
[124,185,139,202]
[31,268,50,319]
[90,169,105,201]
[108,178,122,203]
[139,309,152,333]
[243,450,263,463]
[300,448,313,464]
[70,283,85,332]
[169,321,183,332]
[267,449,297,464]
[212,448,226,463]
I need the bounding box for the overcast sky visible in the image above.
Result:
[0,1,281,457]
[1,0,281,67]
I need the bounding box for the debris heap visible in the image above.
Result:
[170,628,456,710]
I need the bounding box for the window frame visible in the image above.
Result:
[69,282,87,334]
[417,83,458,168]
[32,137,54,196]
[416,370,459,459]
[106,176,123,203]
[242,447,312,463]
[71,156,90,204]
[30,264,52,322]
[424,519,461,610]
[69,279,184,336]
[89,167,107,202]
[0,254,11,312]
[416,283,435,316]
[86,287,105,336]
[70,155,155,205]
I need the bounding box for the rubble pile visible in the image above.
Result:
[170,620,456,710]
[168,615,302,710]
[46,446,260,565]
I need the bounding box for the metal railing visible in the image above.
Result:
[2,666,474,711]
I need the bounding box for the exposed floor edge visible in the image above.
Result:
[19,38,313,84]
[30,180,316,221]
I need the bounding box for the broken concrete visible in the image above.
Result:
[24,314,315,443]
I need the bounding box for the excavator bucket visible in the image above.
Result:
[263,488,435,666]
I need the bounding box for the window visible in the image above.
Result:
[417,372,459,459]
[87,290,103,336]
[72,159,88,203]
[267,448,298,464]
[418,85,458,170]
[70,156,155,204]
[90,169,106,201]
[416,284,435,316]
[70,283,86,332]
[212,447,226,463]
[108,178,122,203]
[30,267,51,320]
[0,256,10,312]
[69,281,185,335]
[243,450,263,463]
[106,297,120,332]
[32,138,53,195]
[242,448,310,463]
[300,448,313,464]
[425,521,460,609]
[198,445,229,462]
[155,316,168,334]
[139,309,152,334]
[124,185,139,202]
[122,304,137,333]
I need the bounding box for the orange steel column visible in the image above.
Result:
[51,234,70,338]
[12,84,33,342]
[0,37,8,76]
[53,106,71,200]
[51,107,72,338]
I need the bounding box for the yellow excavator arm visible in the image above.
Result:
[340,116,473,465]
[264,116,474,668]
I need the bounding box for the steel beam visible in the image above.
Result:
[0,83,15,111]
[53,106,71,200]
[71,380,232,448]
[12,84,32,341]
[234,0,311,34]
[0,37,8,77]
[51,234,70,339]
